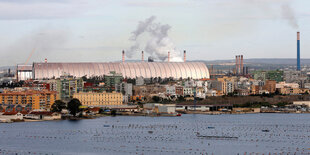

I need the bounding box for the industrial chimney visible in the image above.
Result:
[183,50,186,62]
[235,55,238,75]
[241,55,244,75]
[297,32,300,71]
[142,51,144,62]
[122,50,125,63]
[168,51,170,62]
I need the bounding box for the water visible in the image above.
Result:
[0,114,309,155]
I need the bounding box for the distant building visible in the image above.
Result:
[253,70,283,82]
[276,82,299,89]
[104,71,123,92]
[31,62,210,80]
[293,101,310,107]
[22,80,51,91]
[304,83,310,89]
[0,89,57,110]
[278,88,301,95]
[263,80,277,94]
[115,82,133,103]
[143,103,176,114]
[266,70,283,82]
[253,71,266,81]
[56,75,84,101]
[133,84,166,101]
[73,91,123,107]
[165,85,176,96]
[183,87,193,96]
[135,77,145,86]
[217,76,237,95]
[16,65,32,81]
[175,86,184,96]
[207,80,222,93]
[284,70,307,88]
[251,85,261,95]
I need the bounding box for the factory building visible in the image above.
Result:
[16,51,209,80]
[16,65,32,81]
[31,62,209,80]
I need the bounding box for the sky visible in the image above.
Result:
[0,0,310,66]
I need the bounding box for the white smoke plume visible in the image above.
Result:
[127,16,183,62]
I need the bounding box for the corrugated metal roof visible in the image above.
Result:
[32,62,210,80]
[17,65,32,71]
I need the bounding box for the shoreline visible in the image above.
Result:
[1,112,309,124]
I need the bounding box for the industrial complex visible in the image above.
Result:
[17,51,210,81]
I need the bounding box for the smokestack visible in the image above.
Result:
[235,55,238,75]
[238,55,241,75]
[142,51,144,62]
[168,51,170,62]
[297,32,300,71]
[241,55,244,75]
[183,50,186,62]
[122,50,125,63]
[45,58,47,63]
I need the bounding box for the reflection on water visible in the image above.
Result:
[0,114,310,155]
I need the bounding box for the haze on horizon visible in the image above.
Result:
[0,0,309,66]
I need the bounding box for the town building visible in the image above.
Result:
[0,89,57,110]
[263,80,277,94]
[104,71,123,92]
[57,75,84,101]
[73,91,123,107]
[165,85,176,96]
[284,70,307,88]
[115,82,133,103]
[253,70,283,82]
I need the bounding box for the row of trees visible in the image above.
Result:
[51,99,82,116]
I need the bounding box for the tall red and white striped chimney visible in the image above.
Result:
[241,55,244,75]
[142,51,144,62]
[183,50,186,62]
[239,56,241,74]
[235,55,238,74]
[168,51,170,62]
[122,50,125,63]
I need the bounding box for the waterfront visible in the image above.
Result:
[0,114,310,155]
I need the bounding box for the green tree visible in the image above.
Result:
[67,98,82,116]
[51,100,66,112]
[111,109,117,116]
[152,96,161,102]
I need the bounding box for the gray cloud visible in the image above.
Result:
[124,1,191,8]
[0,0,107,20]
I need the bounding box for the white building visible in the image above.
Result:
[276,82,299,89]
[293,101,310,107]
[165,85,176,96]
[183,87,193,96]
[143,103,176,114]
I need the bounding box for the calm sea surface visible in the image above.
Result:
[0,114,309,155]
